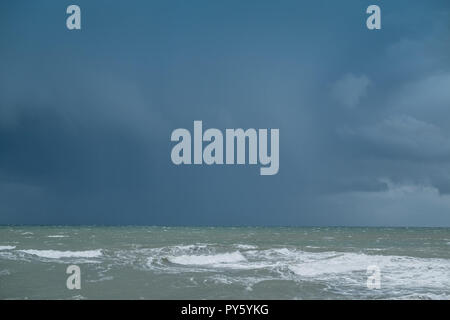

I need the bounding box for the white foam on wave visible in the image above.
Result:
[288,252,375,277]
[19,249,102,259]
[287,251,450,290]
[132,243,450,297]
[47,235,68,238]
[0,246,16,250]
[172,244,208,251]
[168,251,246,266]
[235,244,257,250]
[0,269,11,276]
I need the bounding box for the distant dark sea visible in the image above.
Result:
[1,226,449,299]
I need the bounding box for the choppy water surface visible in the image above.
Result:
[0,226,449,299]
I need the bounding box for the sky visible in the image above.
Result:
[0,0,450,226]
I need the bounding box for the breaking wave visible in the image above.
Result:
[0,246,16,250]
[168,251,246,265]
[142,244,450,297]
[19,249,102,259]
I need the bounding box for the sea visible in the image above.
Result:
[0,226,449,300]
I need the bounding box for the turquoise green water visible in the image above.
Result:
[0,226,449,299]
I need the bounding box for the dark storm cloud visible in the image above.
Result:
[1,0,450,226]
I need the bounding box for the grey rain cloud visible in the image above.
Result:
[331,74,371,108]
[1,0,450,226]
[341,115,450,160]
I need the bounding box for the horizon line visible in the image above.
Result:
[0,224,449,229]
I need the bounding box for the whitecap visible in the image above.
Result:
[19,249,102,259]
[168,251,246,266]
[0,245,16,250]
[86,276,114,283]
[234,244,257,250]
[0,269,11,276]
[287,251,450,291]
